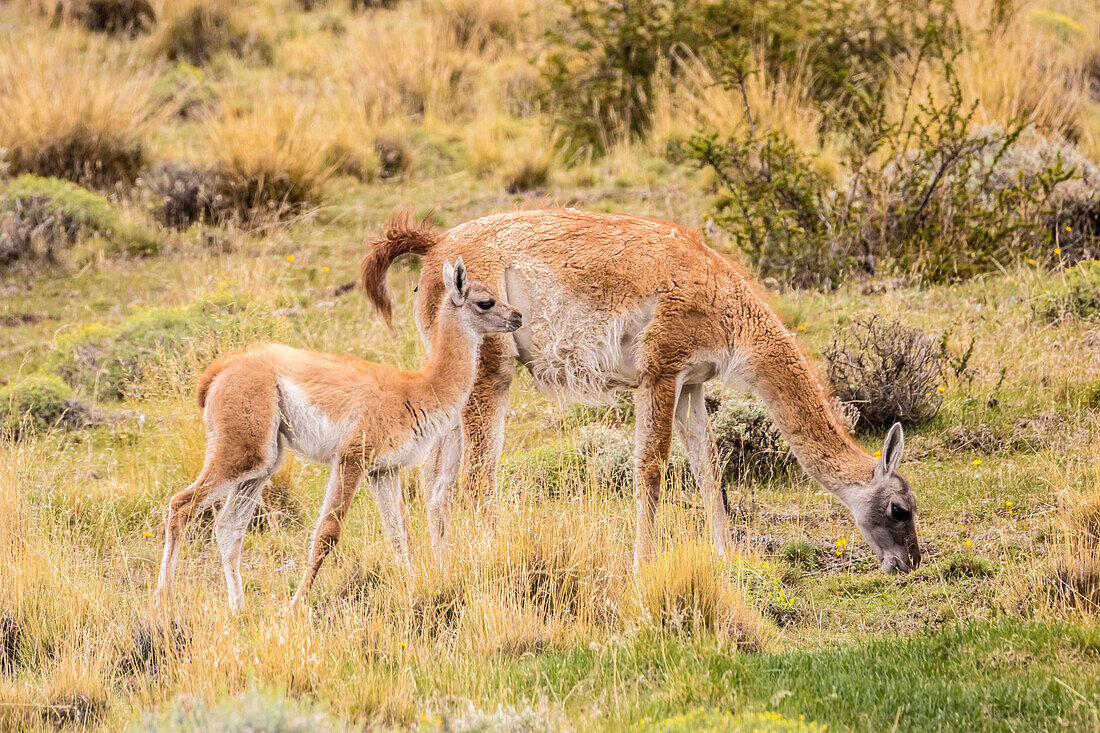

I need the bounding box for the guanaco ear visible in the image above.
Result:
[442,258,467,306]
[877,422,905,477]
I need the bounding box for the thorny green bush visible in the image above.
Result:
[689,51,1096,288]
[542,0,953,153]
[823,316,943,431]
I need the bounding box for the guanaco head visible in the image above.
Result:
[442,257,522,334]
[849,423,921,574]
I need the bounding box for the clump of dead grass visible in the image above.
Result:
[0,32,161,190]
[204,100,336,222]
[633,544,768,650]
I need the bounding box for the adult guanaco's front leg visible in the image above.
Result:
[674,382,733,558]
[458,334,513,523]
[632,371,680,575]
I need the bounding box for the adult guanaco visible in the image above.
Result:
[361,210,921,575]
[154,259,522,610]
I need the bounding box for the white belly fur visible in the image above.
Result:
[276,378,355,463]
[504,267,658,405]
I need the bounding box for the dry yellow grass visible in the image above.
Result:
[0,29,163,188]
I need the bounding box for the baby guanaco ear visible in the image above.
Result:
[442,258,467,306]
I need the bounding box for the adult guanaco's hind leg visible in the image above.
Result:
[632,372,680,575]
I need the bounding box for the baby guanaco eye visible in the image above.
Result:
[889,503,911,522]
[476,299,495,310]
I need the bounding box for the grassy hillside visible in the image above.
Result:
[2,0,1100,730]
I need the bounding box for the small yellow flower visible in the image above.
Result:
[964,539,972,548]
[1054,248,1061,254]
[1027,258,1035,265]
[972,458,982,466]
[834,549,842,556]
[873,450,882,458]
[938,385,946,392]
[798,325,806,331]
[1065,225,1072,231]
[400,641,407,648]
[143,531,152,537]
[321,266,330,273]
[286,254,295,262]
[835,537,848,548]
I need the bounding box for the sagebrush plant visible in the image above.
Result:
[0,32,161,190]
[823,315,943,431]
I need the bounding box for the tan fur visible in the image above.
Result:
[362,209,922,574]
[155,264,522,610]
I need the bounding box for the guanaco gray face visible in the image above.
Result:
[442,257,522,334]
[850,423,922,574]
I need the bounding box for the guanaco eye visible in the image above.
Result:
[889,503,911,522]
[476,299,494,310]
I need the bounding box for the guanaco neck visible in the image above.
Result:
[738,304,876,504]
[410,301,481,412]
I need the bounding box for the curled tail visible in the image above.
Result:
[360,212,440,325]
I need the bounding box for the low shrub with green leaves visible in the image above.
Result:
[1034,261,1100,323]
[711,397,795,482]
[48,296,281,401]
[0,175,158,267]
[0,374,89,439]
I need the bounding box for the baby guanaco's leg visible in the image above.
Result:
[290,457,364,608]
[155,471,233,607]
[369,467,411,563]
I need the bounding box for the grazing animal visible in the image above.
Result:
[154,259,522,610]
[361,210,922,574]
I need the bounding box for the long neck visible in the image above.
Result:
[412,302,481,411]
[739,305,875,502]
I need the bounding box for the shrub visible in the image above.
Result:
[149,63,220,120]
[373,134,412,180]
[1034,261,1100,323]
[823,316,943,431]
[543,0,951,153]
[154,0,261,66]
[140,162,230,229]
[0,375,90,439]
[48,295,280,401]
[0,34,157,190]
[53,0,157,37]
[0,175,158,267]
[939,553,995,580]
[575,424,691,494]
[779,539,822,572]
[688,48,1097,288]
[711,397,796,482]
